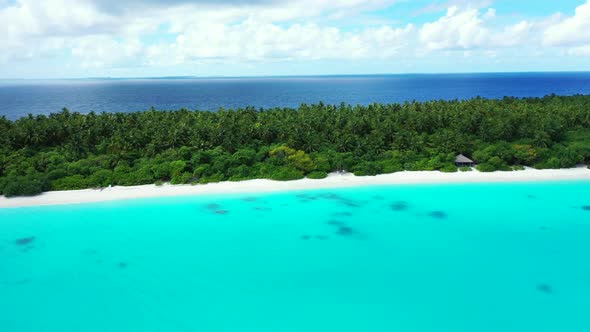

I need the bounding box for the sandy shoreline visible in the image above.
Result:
[1,167,590,208]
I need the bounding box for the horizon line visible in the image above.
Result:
[1,70,590,81]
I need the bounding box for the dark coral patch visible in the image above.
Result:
[83,249,99,255]
[20,246,34,253]
[582,206,590,211]
[118,262,128,269]
[322,193,343,200]
[15,237,35,246]
[297,194,321,203]
[241,197,257,202]
[206,203,221,210]
[316,193,363,207]
[301,235,329,240]
[536,284,553,294]
[327,220,346,226]
[333,212,353,217]
[342,200,362,208]
[0,279,30,286]
[428,211,448,219]
[390,201,409,211]
[205,203,229,214]
[335,226,355,236]
[297,193,319,201]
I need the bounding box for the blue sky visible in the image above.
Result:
[1,0,590,78]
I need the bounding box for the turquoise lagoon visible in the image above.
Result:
[1,181,590,332]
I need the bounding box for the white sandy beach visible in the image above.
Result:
[1,167,590,208]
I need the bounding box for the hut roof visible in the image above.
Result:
[455,154,474,163]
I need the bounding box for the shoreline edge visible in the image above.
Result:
[1,167,590,208]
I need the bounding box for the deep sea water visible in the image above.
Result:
[1,181,590,332]
[1,72,589,119]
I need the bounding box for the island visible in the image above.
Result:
[1,94,590,198]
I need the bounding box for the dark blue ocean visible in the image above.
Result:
[1,72,589,120]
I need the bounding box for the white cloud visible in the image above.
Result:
[412,0,493,16]
[490,20,533,47]
[0,0,588,76]
[567,45,590,56]
[71,36,144,68]
[0,0,399,65]
[171,18,415,63]
[416,6,549,52]
[544,0,590,47]
[0,0,115,38]
[541,0,590,58]
[419,6,492,50]
[0,0,410,68]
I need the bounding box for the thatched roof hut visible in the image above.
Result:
[455,154,475,167]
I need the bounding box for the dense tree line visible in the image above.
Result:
[1,94,590,197]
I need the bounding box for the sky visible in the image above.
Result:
[1,0,590,78]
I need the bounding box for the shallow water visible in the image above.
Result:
[1,181,590,331]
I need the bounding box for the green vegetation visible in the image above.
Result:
[440,164,459,173]
[307,171,329,179]
[1,94,590,197]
